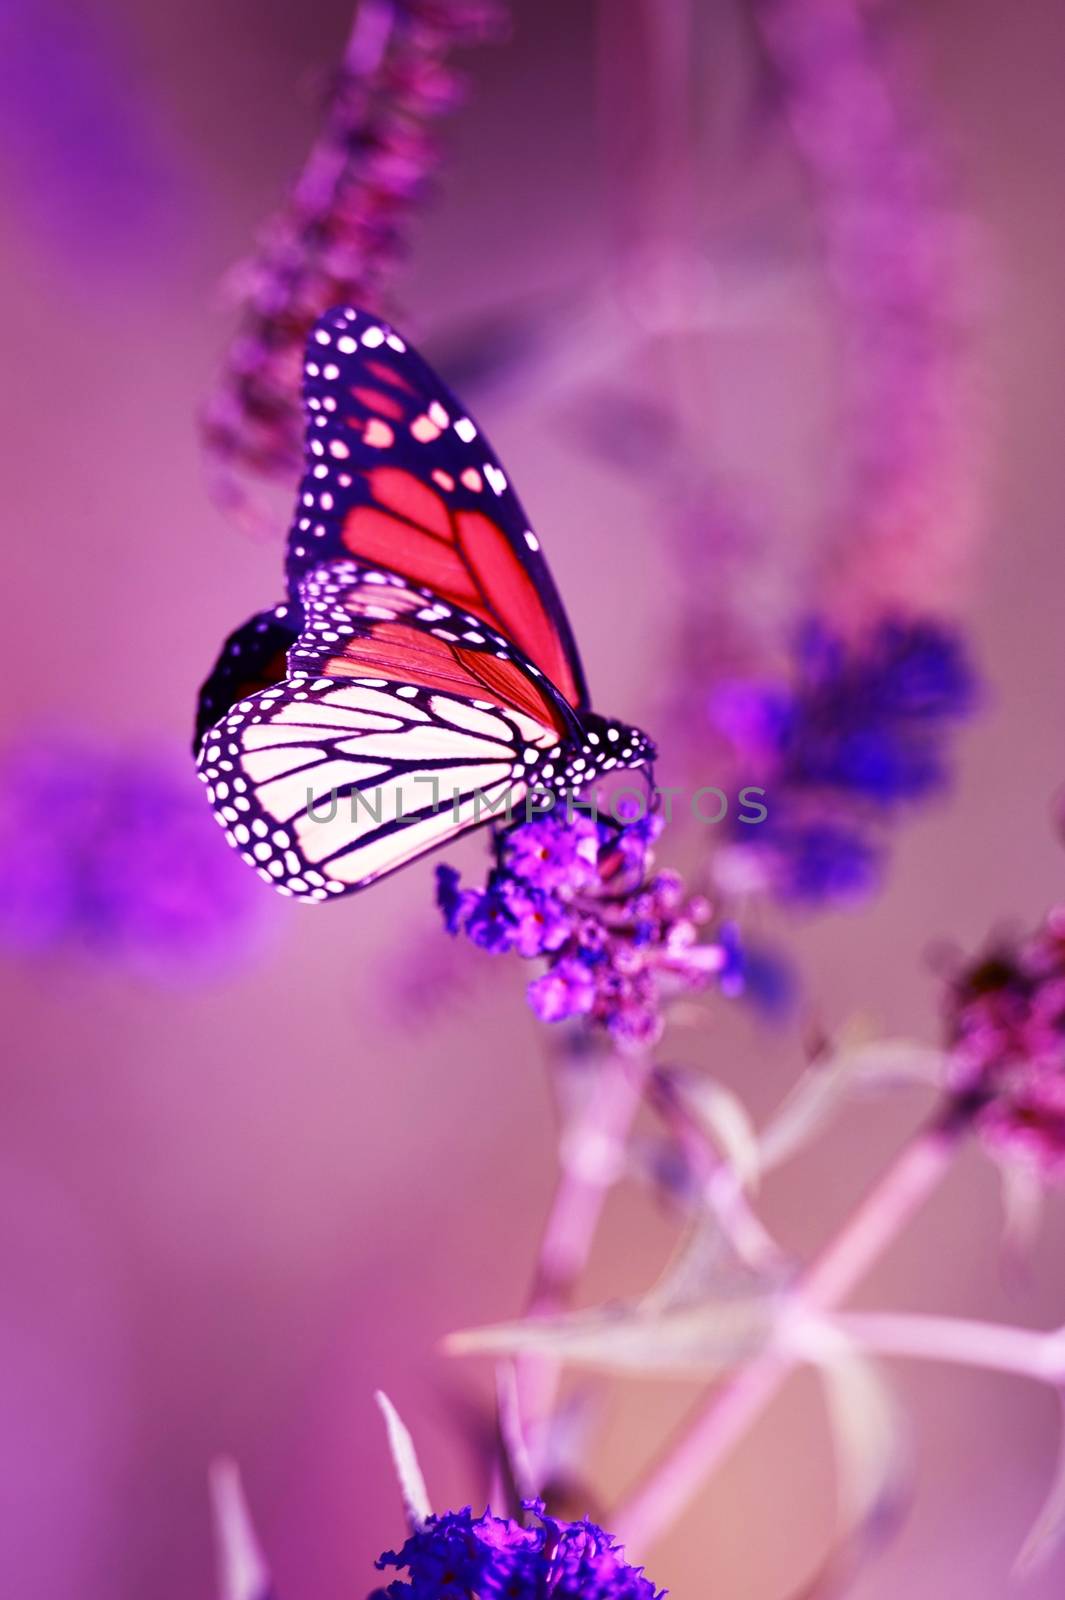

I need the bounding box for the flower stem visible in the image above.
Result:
[832,1311,1065,1384]
[513,1050,653,1486]
[613,1108,967,1553]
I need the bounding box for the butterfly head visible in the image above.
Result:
[522,712,656,800]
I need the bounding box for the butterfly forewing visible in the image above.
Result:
[286,307,589,712]
[289,556,579,739]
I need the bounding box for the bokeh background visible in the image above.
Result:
[3,1,1065,1596]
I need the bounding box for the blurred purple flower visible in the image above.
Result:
[712,614,976,907]
[436,863,480,937]
[0,735,267,980]
[437,864,574,957]
[370,1501,663,1599]
[716,615,975,805]
[438,808,737,1047]
[753,0,979,613]
[653,0,978,775]
[862,618,978,720]
[528,955,597,1024]
[715,920,745,1000]
[733,937,798,1022]
[203,0,507,526]
[946,907,1065,1182]
[715,819,882,908]
[505,813,600,892]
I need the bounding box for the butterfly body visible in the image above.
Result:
[195,307,654,901]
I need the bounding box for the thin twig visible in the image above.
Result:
[510,1050,654,1488]
[613,1109,966,1553]
[832,1310,1065,1385]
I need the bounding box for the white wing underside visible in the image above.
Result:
[197,675,558,899]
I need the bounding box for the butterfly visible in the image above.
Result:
[194,306,655,901]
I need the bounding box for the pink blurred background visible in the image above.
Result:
[3,1,1065,1596]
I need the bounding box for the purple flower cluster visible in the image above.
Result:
[946,909,1065,1182]
[0,735,265,980]
[712,615,976,906]
[661,0,975,785]
[203,0,506,524]
[437,808,741,1047]
[370,1503,663,1600]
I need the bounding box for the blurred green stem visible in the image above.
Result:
[613,1107,967,1553]
[510,1049,654,1489]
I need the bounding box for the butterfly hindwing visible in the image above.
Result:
[196,674,555,898]
[285,307,589,712]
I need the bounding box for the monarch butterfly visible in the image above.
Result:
[194,307,655,901]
